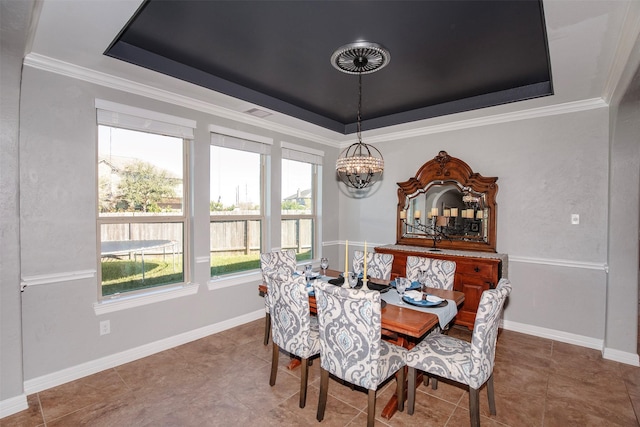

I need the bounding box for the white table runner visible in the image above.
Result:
[381,289,458,329]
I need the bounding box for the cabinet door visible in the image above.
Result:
[455,274,491,328]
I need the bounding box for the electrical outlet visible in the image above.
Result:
[571,214,580,225]
[100,320,110,335]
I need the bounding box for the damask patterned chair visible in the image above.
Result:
[405,255,456,290]
[260,249,297,345]
[314,281,407,427]
[405,279,512,427]
[352,250,394,280]
[268,272,320,408]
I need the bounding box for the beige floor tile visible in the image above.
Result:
[545,373,637,426]
[38,368,129,422]
[4,320,640,427]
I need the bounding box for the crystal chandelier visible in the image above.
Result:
[332,42,389,189]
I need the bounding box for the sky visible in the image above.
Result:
[99,126,312,208]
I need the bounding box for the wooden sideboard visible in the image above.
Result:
[375,245,505,330]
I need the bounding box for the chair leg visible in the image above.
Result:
[299,358,309,408]
[397,366,405,412]
[431,376,438,390]
[263,313,271,346]
[317,368,330,422]
[407,367,416,415]
[487,374,496,415]
[469,387,480,427]
[367,389,376,427]
[269,344,279,386]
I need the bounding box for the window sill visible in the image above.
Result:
[207,270,262,290]
[93,282,199,315]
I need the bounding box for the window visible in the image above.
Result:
[96,101,193,298]
[210,130,271,277]
[281,142,323,262]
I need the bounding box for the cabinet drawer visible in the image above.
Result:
[455,261,497,279]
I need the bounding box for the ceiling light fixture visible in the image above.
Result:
[333,42,389,190]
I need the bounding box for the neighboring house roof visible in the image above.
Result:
[284,189,312,201]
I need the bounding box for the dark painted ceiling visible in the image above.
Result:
[106,0,552,135]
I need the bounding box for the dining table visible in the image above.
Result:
[258,268,465,420]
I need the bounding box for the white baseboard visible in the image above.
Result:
[603,347,640,366]
[502,319,640,366]
[23,309,264,395]
[502,319,603,350]
[0,394,28,419]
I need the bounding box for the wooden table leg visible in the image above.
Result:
[287,358,301,370]
[381,368,424,419]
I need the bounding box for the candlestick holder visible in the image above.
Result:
[403,217,451,251]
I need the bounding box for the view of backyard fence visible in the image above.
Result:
[101,219,312,295]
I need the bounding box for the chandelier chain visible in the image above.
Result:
[357,73,363,144]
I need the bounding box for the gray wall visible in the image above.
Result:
[0,0,35,402]
[607,30,640,356]
[341,108,613,342]
[17,66,340,382]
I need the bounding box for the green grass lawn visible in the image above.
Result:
[101,250,313,296]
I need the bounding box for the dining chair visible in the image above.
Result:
[352,250,394,280]
[260,249,297,345]
[405,278,512,427]
[313,281,407,427]
[405,255,456,290]
[268,272,321,408]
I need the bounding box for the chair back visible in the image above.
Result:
[352,251,394,280]
[314,281,384,390]
[260,250,297,311]
[468,278,511,389]
[261,249,297,278]
[405,256,456,290]
[268,273,319,359]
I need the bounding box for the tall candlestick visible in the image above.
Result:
[344,240,348,277]
[363,241,367,279]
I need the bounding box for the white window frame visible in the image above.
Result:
[94,100,195,310]
[208,125,273,282]
[281,141,323,262]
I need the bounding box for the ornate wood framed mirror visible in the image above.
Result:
[396,151,498,252]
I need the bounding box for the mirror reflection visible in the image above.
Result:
[400,182,488,245]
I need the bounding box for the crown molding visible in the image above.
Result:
[23,53,341,148]
[24,53,608,151]
[357,97,608,146]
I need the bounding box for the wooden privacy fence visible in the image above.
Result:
[101,218,312,256]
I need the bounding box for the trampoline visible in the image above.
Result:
[101,240,177,280]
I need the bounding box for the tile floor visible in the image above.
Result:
[3,320,640,426]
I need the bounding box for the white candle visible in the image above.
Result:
[476,210,483,220]
[431,207,438,217]
[344,240,348,276]
[400,210,406,219]
[444,209,451,217]
[414,210,421,219]
[363,241,367,279]
[451,208,458,217]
